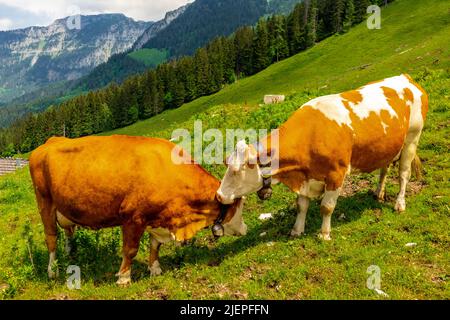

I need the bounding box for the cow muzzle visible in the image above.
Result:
[216,191,234,205]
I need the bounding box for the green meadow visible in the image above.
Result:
[0,0,448,299]
[128,48,169,68]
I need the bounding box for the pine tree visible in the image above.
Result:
[252,18,271,73]
[268,15,289,63]
[207,38,225,92]
[344,0,356,31]
[222,37,236,83]
[354,0,370,24]
[178,57,197,101]
[141,71,156,119]
[194,48,212,96]
[333,0,346,33]
[234,26,254,77]
[305,0,318,48]
[288,4,303,55]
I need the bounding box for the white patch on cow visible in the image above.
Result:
[311,74,425,134]
[356,75,425,132]
[321,189,341,210]
[353,81,400,121]
[381,121,389,134]
[147,228,175,244]
[298,179,326,199]
[223,199,248,236]
[305,95,353,128]
[56,211,76,229]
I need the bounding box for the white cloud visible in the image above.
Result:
[0,0,192,30]
[0,18,13,30]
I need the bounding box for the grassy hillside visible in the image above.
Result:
[128,49,168,68]
[105,0,449,138]
[0,0,449,299]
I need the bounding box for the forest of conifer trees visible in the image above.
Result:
[0,0,393,156]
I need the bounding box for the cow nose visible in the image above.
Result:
[216,191,233,204]
[216,192,224,203]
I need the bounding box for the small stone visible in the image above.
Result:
[0,283,10,292]
[267,242,274,247]
[374,288,389,297]
[405,243,417,247]
[259,232,267,237]
[338,213,346,221]
[259,213,273,220]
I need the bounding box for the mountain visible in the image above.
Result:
[132,4,191,51]
[72,0,302,91]
[76,4,192,92]
[0,0,302,126]
[0,14,152,104]
[268,0,304,15]
[141,0,301,57]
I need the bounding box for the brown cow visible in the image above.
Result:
[217,74,428,240]
[30,135,247,285]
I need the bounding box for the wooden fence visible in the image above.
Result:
[0,158,29,176]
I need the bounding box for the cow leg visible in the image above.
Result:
[35,192,58,279]
[116,222,145,286]
[57,212,76,255]
[376,166,390,202]
[318,189,341,241]
[64,227,76,256]
[318,168,347,241]
[395,137,420,212]
[291,195,310,237]
[149,238,162,276]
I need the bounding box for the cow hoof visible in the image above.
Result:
[116,278,131,287]
[318,233,332,241]
[48,269,59,279]
[48,264,59,279]
[290,230,305,238]
[394,199,406,212]
[116,276,131,286]
[116,271,131,286]
[376,191,386,203]
[149,261,162,277]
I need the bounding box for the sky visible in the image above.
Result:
[0,0,193,31]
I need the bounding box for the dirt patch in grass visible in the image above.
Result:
[341,175,426,199]
[341,177,371,197]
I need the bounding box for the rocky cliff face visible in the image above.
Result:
[0,14,152,103]
[132,4,190,51]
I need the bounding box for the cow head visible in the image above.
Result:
[216,140,273,205]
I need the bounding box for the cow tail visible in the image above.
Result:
[411,154,423,181]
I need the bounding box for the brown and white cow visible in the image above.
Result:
[30,135,247,285]
[217,74,428,240]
